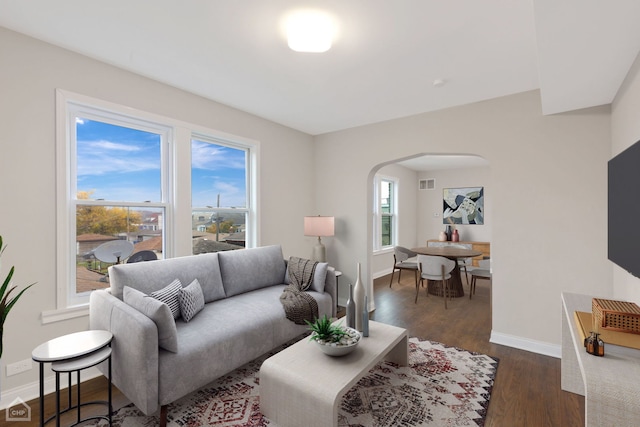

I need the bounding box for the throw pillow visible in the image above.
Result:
[311,262,328,293]
[151,279,182,319]
[123,286,178,353]
[179,279,205,322]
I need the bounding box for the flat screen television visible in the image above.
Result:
[608,139,640,277]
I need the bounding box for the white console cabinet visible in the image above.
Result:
[561,292,640,426]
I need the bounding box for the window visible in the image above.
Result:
[54,90,257,317]
[191,137,249,253]
[373,175,398,251]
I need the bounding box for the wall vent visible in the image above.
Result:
[419,178,435,190]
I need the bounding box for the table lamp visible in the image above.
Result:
[304,215,335,262]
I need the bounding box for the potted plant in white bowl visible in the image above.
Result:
[306,315,361,356]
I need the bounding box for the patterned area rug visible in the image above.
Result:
[97,337,498,427]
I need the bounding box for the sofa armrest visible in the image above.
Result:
[325,267,337,317]
[89,289,160,415]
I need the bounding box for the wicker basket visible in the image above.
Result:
[592,298,640,335]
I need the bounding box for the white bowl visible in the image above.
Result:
[313,327,361,357]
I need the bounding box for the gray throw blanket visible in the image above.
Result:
[280,257,319,325]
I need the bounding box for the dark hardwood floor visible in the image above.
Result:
[373,271,584,427]
[3,271,584,426]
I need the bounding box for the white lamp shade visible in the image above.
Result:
[304,216,335,237]
[286,10,334,53]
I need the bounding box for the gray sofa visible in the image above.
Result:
[89,245,336,425]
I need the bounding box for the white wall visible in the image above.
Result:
[0,28,315,396]
[611,51,640,303]
[315,90,611,356]
[417,166,492,245]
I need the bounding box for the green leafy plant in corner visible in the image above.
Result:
[1,235,36,359]
[305,314,347,343]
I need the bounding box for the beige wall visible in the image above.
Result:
[0,27,315,394]
[611,51,640,303]
[315,90,611,356]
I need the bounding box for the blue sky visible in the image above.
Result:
[76,119,247,207]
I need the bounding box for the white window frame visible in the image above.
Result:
[50,89,259,323]
[373,175,398,252]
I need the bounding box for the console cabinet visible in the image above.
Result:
[427,240,490,266]
[561,292,640,426]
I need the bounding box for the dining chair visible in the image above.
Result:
[416,255,456,308]
[469,258,491,299]
[449,243,472,285]
[389,246,419,289]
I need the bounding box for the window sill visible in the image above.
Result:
[42,304,89,324]
[373,247,394,256]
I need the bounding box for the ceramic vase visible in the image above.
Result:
[362,295,370,337]
[345,284,356,329]
[445,225,452,241]
[452,229,460,242]
[438,231,447,241]
[353,262,365,331]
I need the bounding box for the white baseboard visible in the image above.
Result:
[0,367,102,410]
[372,268,393,280]
[490,330,561,359]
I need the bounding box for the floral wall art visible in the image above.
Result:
[443,187,484,225]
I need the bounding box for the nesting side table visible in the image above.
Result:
[32,330,113,426]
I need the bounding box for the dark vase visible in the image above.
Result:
[346,284,356,329]
[445,225,452,241]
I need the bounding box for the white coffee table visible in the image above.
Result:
[260,320,408,427]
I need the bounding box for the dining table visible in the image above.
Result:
[411,246,483,298]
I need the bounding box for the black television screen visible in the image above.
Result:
[608,139,640,277]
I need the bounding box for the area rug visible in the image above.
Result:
[97,337,498,427]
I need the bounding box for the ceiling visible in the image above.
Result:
[1,0,639,137]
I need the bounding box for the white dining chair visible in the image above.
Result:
[416,255,456,308]
[469,258,491,299]
[389,246,419,289]
[448,243,472,285]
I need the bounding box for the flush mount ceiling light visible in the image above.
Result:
[286,10,334,53]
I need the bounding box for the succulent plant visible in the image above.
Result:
[305,314,347,343]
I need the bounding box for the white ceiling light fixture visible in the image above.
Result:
[286,10,335,53]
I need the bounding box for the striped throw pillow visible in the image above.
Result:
[151,279,182,319]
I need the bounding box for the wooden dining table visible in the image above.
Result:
[411,246,483,298]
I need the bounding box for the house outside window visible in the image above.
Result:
[55,90,258,318]
[373,175,398,251]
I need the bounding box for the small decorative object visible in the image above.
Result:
[445,225,452,241]
[438,231,447,241]
[353,262,365,331]
[305,315,361,357]
[345,283,356,329]
[592,298,640,334]
[1,235,36,359]
[585,331,605,357]
[362,295,369,337]
[452,229,460,242]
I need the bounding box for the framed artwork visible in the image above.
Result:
[443,187,484,225]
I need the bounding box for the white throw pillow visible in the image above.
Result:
[311,262,328,293]
[179,279,205,322]
[123,286,178,353]
[151,279,182,319]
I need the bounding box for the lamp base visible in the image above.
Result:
[312,238,326,262]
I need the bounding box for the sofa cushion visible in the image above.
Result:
[109,252,226,303]
[284,260,328,293]
[123,286,178,353]
[150,279,182,319]
[179,279,205,322]
[218,245,286,297]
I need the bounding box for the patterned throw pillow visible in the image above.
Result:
[179,279,205,322]
[151,279,182,319]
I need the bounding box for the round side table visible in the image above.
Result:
[32,330,113,426]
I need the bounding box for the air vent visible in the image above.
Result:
[419,178,435,190]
